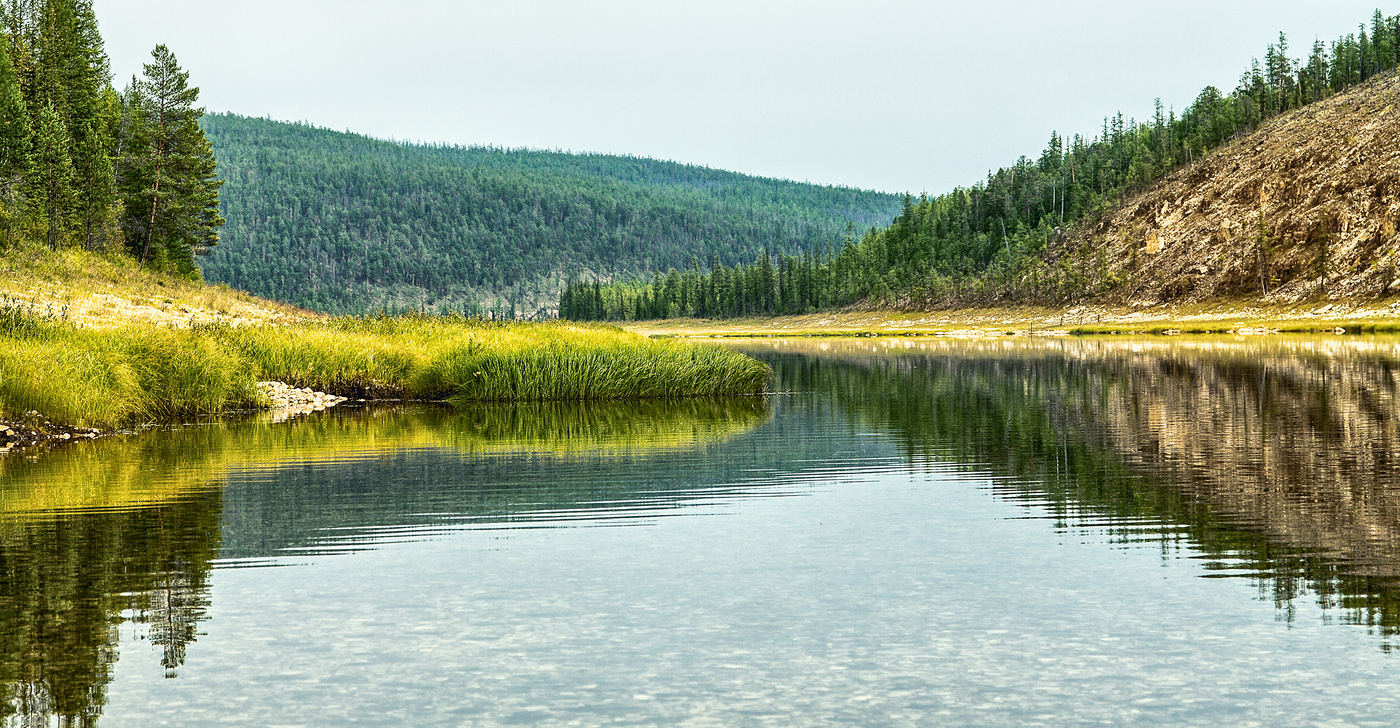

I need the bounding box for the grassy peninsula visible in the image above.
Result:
[0,295,770,433]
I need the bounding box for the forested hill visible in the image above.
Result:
[562,8,1400,322]
[198,114,903,315]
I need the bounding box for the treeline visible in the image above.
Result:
[565,9,1400,320]
[559,237,854,320]
[199,114,903,315]
[0,1,222,277]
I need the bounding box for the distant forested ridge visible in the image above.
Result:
[198,114,903,316]
[565,9,1400,321]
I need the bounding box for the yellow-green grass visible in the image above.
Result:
[211,317,770,401]
[0,325,256,427]
[0,242,310,328]
[0,313,771,429]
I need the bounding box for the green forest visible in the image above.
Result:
[0,0,221,277]
[563,9,1400,321]
[198,116,904,316]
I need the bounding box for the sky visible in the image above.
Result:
[97,0,1389,194]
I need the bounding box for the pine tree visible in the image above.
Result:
[29,0,108,129]
[0,30,28,245]
[73,120,112,249]
[0,30,28,179]
[58,1,108,183]
[1374,10,1395,73]
[118,45,223,276]
[1,0,38,104]
[33,0,74,113]
[27,101,73,249]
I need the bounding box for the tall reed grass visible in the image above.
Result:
[0,310,770,428]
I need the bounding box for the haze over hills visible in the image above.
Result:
[198,114,904,315]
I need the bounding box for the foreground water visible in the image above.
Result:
[5,336,1400,725]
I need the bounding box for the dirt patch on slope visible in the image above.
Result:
[1055,72,1400,306]
[0,247,312,328]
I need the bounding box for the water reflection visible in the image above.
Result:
[0,493,219,725]
[11,335,1400,724]
[0,398,770,726]
[737,336,1400,639]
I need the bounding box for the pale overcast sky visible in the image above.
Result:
[97,1,1388,194]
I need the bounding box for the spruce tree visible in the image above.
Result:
[0,30,28,245]
[73,120,112,249]
[54,1,108,183]
[28,101,73,249]
[118,45,223,276]
[0,30,28,179]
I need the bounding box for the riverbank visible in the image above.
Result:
[0,314,770,435]
[0,378,347,455]
[621,298,1400,338]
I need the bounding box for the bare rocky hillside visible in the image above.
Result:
[1056,71,1400,305]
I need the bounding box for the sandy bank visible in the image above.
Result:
[621,299,1400,338]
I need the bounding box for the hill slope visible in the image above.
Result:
[0,246,307,329]
[198,115,903,315]
[1048,72,1400,305]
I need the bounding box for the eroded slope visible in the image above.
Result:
[1059,72,1400,305]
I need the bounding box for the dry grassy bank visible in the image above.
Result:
[0,244,310,328]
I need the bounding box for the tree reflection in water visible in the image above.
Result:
[0,398,771,725]
[0,493,219,726]
[740,336,1400,644]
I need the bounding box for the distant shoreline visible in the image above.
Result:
[621,299,1400,338]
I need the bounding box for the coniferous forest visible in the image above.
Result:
[198,115,904,316]
[0,1,222,277]
[563,9,1400,321]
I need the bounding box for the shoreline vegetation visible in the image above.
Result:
[0,305,771,440]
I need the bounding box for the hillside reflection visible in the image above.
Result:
[740,336,1400,640]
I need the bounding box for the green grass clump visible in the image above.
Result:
[0,312,770,429]
[215,317,771,401]
[0,301,259,427]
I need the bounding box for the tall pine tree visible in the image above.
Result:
[0,30,29,245]
[73,120,111,249]
[27,100,72,249]
[0,30,28,179]
[117,45,223,276]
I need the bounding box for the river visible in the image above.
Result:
[3,336,1400,725]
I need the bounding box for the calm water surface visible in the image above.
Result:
[5,336,1400,725]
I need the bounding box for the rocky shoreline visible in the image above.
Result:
[0,381,353,454]
[0,411,103,452]
[256,380,348,410]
